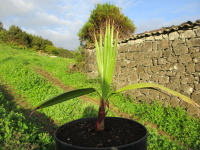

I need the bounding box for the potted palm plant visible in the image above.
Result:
[29,19,200,150]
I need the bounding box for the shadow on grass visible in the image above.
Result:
[0,83,59,136]
[0,82,100,149]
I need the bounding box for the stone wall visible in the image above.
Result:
[84,20,200,116]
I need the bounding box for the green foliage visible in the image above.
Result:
[0,23,75,59]
[56,47,74,59]
[0,91,55,149]
[0,29,8,43]
[0,21,4,32]
[77,2,136,44]
[0,24,63,56]
[74,46,85,63]
[44,45,58,55]
[0,44,199,149]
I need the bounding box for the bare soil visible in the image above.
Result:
[56,117,147,148]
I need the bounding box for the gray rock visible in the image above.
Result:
[169,32,179,40]
[194,26,200,36]
[158,58,166,65]
[180,30,196,38]
[173,44,188,56]
[195,63,200,71]
[68,63,76,71]
[174,63,185,73]
[170,97,180,107]
[149,51,162,58]
[139,72,150,80]
[186,63,195,74]
[151,66,161,73]
[118,43,129,53]
[158,76,169,83]
[178,54,192,63]
[181,84,193,94]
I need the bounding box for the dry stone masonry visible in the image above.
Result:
[84,20,200,117]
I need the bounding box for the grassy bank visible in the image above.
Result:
[0,43,199,149]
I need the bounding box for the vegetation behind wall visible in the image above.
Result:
[77,2,136,45]
[0,23,74,59]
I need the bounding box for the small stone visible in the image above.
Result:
[186,63,195,74]
[125,52,133,60]
[158,76,169,83]
[129,72,138,83]
[180,30,196,38]
[158,58,166,65]
[170,97,180,107]
[153,59,158,66]
[194,84,200,92]
[174,63,185,73]
[149,51,162,58]
[133,52,145,60]
[151,66,161,73]
[173,44,188,56]
[157,40,167,50]
[172,39,184,47]
[178,54,192,64]
[180,76,187,84]
[118,43,129,53]
[187,38,200,47]
[169,77,180,84]
[193,57,200,63]
[134,39,144,44]
[139,72,150,80]
[152,41,157,50]
[154,34,163,40]
[163,48,171,57]
[168,55,177,63]
[162,34,168,39]
[169,32,179,40]
[68,62,76,70]
[136,66,143,74]
[162,64,173,71]
[182,84,193,94]
[195,63,200,71]
[194,26,200,36]
[145,36,154,41]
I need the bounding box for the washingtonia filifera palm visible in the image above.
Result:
[29,19,200,132]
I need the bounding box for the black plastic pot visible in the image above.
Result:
[54,117,148,150]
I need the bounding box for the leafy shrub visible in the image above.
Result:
[78,2,136,44]
[57,47,74,58]
[74,46,85,63]
[0,23,56,55]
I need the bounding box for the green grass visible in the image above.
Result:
[0,43,199,149]
[0,90,55,150]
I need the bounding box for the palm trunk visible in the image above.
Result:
[95,98,109,132]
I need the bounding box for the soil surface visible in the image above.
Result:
[56,117,147,148]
